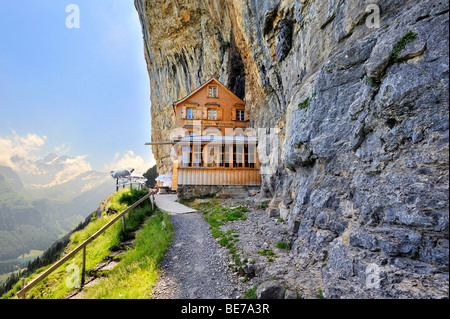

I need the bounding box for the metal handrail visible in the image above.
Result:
[15,191,154,299]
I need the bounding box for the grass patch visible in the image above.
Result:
[298,97,310,111]
[82,210,173,299]
[256,201,269,209]
[257,248,278,262]
[2,189,168,299]
[316,288,324,299]
[365,75,377,87]
[202,206,248,228]
[203,205,247,252]
[242,285,258,299]
[275,241,290,250]
[257,248,275,257]
[390,31,418,64]
[191,199,250,275]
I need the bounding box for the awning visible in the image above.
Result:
[174,135,258,143]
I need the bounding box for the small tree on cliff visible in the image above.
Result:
[143,165,157,188]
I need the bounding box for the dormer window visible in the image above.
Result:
[208,86,218,98]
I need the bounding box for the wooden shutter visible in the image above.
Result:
[231,107,236,121]
[181,106,187,119]
[245,111,249,121]
[202,107,208,119]
[217,107,223,120]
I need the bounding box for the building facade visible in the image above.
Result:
[171,78,261,193]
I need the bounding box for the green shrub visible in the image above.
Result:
[275,241,290,250]
[390,31,418,64]
[298,97,310,110]
[118,188,149,206]
[242,286,258,299]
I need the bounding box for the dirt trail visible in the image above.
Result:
[151,209,246,298]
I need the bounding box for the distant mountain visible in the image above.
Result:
[0,154,115,263]
[0,166,23,192]
[18,153,111,201]
[0,167,50,261]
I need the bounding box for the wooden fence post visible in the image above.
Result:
[122,215,126,232]
[81,246,86,285]
[152,192,155,211]
[20,278,26,299]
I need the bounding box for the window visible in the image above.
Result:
[186,107,197,119]
[233,144,245,168]
[208,86,218,97]
[181,146,192,167]
[204,144,221,167]
[223,144,232,168]
[208,108,217,120]
[236,109,246,121]
[193,145,202,167]
[248,144,256,168]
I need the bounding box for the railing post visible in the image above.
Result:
[152,192,155,211]
[20,278,26,299]
[121,216,126,232]
[81,246,86,286]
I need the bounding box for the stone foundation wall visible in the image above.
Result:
[177,185,259,200]
[177,185,223,200]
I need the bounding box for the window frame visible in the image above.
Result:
[208,86,218,98]
[207,108,218,120]
[186,107,197,119]
[248,144,256,168]
[181,146,192,167]
[192,144,202,167]
[236,109,246,121]
[233,144,245,168]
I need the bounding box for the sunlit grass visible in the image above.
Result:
[3,189,172,299]
[83,210,173,299]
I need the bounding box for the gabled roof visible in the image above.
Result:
[172,78,245,113]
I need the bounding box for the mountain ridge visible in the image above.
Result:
[0,154,114,264]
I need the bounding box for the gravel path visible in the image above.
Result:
[151,195,321,299]
[151,208,246,299]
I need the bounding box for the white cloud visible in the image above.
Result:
[0,131,47,173]
[50,155,92,186]
[104,150,155,175]
[54,143,70,154]
[0,131,93,188]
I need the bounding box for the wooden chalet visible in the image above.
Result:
[170,78,261,191]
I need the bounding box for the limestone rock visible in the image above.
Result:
[256,280,285,299]
[135,0,449,298]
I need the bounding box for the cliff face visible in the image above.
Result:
[135,0,449,298]
[135,0,244,174]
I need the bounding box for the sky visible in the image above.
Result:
[0,0,155,176]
